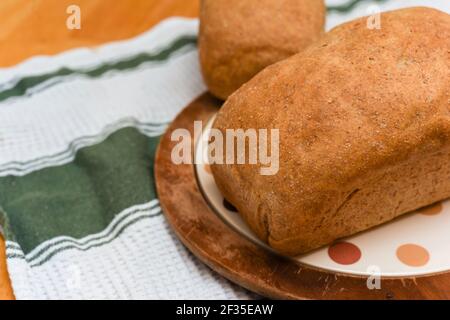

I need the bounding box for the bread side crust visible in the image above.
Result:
[211,7,450,256]
[270,145,450,255]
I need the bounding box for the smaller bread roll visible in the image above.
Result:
[199,0,326,100]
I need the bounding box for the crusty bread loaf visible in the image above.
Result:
[211,7,450,256]
[199,0,326,100]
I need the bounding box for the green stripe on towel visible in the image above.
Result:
[0,127,160,254]
[0,35,197,103]
[328,0,389,13]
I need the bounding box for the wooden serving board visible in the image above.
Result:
[155,93,450,300]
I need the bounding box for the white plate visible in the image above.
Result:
[195,115,450,277]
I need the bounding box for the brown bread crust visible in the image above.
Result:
[199,0,326,100]
[211,7,450,256]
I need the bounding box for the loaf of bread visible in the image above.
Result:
[211,7,450,256]
[199,0,326,100]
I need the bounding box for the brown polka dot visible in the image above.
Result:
[396,244,429,267]
[328,242,361,265]
[223,199,238,212]
[419,202,443,216]
[204,164,212,175]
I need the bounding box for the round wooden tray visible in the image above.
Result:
[155,93,450,300]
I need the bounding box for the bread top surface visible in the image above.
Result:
[211,7,450,248]
[199,0,326,99]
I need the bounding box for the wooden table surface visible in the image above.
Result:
[0,0,199,300]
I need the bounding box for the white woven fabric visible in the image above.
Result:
[7,205,251,300]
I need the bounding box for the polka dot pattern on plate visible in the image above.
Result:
[396,244,430,267]
[328,242,361,265]
[419,202,443,216]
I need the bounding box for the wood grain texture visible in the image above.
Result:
[0,0,199,300]
[0,236,13,300]
[0,0,199,67]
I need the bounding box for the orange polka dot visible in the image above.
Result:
[328,242,361,265]
[419,202,443,216]
[204,164,212,175]
[396,244,429,267]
